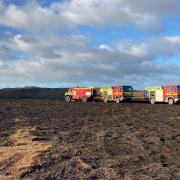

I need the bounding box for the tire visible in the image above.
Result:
[116,98,120,103]
[168,98,174,105]
[104,97,108,103]
[82,96,88,103]
[150,98,155,104]
[65,96,71,102]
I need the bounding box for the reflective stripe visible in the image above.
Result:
[165,93,178,96]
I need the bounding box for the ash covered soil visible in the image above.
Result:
[0,99,180,179]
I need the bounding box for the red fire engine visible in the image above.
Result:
[100,85,133,103]
[145,85,180,105]
[65,87,97,102]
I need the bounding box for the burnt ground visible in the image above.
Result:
[0,99,180,179]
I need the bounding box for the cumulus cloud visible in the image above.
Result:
[0,32,180,87]
[58,0,180,31]
[0,0,68,32]
[0,0,180,88]
[0,0,180,32]
[0,32,89,59]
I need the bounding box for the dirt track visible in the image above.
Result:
[0,99,180,179]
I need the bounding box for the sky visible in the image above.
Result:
[0,0,180,89]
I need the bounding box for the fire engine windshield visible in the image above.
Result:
[178,86,180,92]
[123,86,133,92]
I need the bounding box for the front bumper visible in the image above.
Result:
[123,96,132,101]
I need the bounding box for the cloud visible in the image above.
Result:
[59,0,180,31]
[0,0,68,32]
[0,0,180,32]
[0,32,180,88]
[0,0,180,88]
[0,32,89,59]
[0,44,11,60]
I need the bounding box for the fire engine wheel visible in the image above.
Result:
[65,96,71,102]
[82,97,88,103]
[104,98,108,103]
[168,98,174,105]
[116,98,120,103]
[150,98,155,104]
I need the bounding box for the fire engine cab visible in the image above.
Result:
[100,85,133,103]
[145,85,180,105]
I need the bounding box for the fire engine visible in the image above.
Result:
[65,87,99,102]
[100,85,133,103]
[144,85,180,105]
